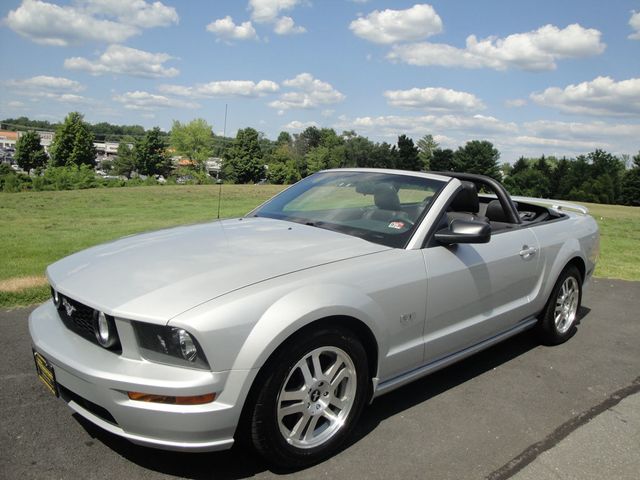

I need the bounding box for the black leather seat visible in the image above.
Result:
[364,184,410,222]
[447,181,486,223]
[485,199,519,230]
[486,199,511,222]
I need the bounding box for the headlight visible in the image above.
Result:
[94,311,119,349]
[51,287,61,309]
[132,322,210,370]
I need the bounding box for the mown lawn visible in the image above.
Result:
[1,186,638,307]
[583,202,640,280]
[0,185,285,307]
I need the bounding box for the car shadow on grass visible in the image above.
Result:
[73,307,591,479]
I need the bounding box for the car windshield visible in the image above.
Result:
[253,171,447,248]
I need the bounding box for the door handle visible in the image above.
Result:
[519,245,537,259]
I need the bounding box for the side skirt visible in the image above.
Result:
[373,317,538,398]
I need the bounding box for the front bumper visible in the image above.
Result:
[29,302,256,452]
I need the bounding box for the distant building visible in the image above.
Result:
[94,141,120,156]
[0,131,18,148]
[206,158,222,177]
[0,130,55,151]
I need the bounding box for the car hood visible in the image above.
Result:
[47,217,388,323]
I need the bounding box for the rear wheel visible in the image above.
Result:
[250,327,368,468]
[538,265,582,345]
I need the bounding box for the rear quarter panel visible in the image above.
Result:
[527,213,599,313]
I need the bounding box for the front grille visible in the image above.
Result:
[56,294,121,353]
[58,295,95,341]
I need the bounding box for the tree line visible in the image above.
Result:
[3,112,639,206]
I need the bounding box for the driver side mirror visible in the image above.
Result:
[435,218,491,245]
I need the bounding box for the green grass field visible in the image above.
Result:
[1,185,638,307]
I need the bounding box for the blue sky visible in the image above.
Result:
[1,0,639,162]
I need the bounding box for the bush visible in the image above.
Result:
[38,165,98,191]
[1,169,32,192]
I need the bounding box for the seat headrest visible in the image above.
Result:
[486,199,518,223]
[450,181,479,213]
[486,199,507,222]
[373,184,401,211]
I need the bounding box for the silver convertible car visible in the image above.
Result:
[30,169,599,467]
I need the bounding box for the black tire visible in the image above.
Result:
[538,265,582,345]
[250,326,369,468]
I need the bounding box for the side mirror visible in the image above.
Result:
[435,218,491,245]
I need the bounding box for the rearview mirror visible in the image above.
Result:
[435,218,491,245]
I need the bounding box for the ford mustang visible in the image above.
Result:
[29,168,599,467]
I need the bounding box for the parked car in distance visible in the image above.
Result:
[30,169,599,467]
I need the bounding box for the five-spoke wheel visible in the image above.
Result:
[538,265,583,345]
[249,327,368,468]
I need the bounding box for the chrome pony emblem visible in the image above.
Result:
[62,298,76,317]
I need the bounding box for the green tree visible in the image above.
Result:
[369,142,397,169]
[223,127,265,183]
[551,158,571,198]
[621,152,640,206]
[276,131,293,146]
[511,157,529,176]
[14,131,47,172]
[503,168,550,197]
[265,144,301,184]
[344,135,374,168]
[319,128,344,149]
[135,127,172,177]
[453,140,500,178]
[430,148,454,171]
[294,126,322,157]
[534,156,552,177]
[396,135,421,171]
[49,112,97,167]
[170,119,214,171]
[112,141,137,178]
[416,134,438,170]
[587,149,624,203]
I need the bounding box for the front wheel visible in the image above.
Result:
[538,265,582,345]
[250,327,369,468]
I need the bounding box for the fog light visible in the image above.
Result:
[94,311,118,348]
[127,391,216,405]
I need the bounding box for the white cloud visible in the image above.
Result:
[249,0,300,23]
[206,16,258,41]
[159,80,279,98]
[82,0,178,28]
[7,101,26,108]
[112,91,199,110]
[269,73,345,110]
[530,76,640,116]
[64,45,179,78]
[523,120,640,141]
[4,0,177,46]
[349,4,442,44]
[335,113,517,138]
[628,11,640,40]
[506,120,640,155]
[384,87,485,112]
[331,113,639,159]
[274,16,306,35]
[6,75,85,92]
[283,120,319,131]
[5,75,94,105]
[505,99,527,108]
[248,0,306,35]
[388,23,605,71]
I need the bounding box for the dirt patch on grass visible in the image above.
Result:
[0,275,47,292]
